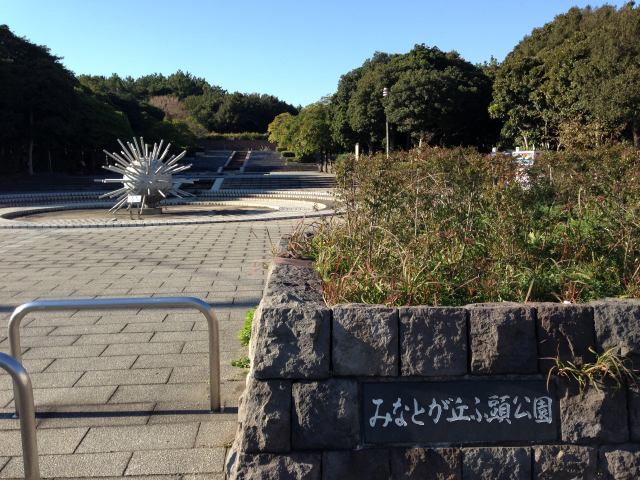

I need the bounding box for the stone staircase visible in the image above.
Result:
[223,151,248,172]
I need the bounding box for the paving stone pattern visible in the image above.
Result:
[0,220,296,478]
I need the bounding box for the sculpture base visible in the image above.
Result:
[137,207,163,215]
[120,207,163,217]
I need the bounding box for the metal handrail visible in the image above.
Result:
[8,297,220,411]
[0,352,40,480]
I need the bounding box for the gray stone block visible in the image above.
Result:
[195,420,238,448]
[108,383,209,405]
[332,304,398,376]
[390,448,461,479]
[46,355,137,372]
[462,447,531,480]
[252,306,330,379]
[76,423,198,453]
[559,383,628,443]
[125,448,226,475]
[292,379,359,449]
[0,452,131,478]
[533,445,596,479]
[593,300,640,363]
[263,262,324,306]
[535,303,595,371]
[229,453,321,480]
[468,304,537,374]
[629,385,640,442]
[75,368,171,386]
[322,450,390,480]
[236,378,291,453]
[0,427,88,455]
[400,307,467,376]
[30,385,117,408]
[599,444,640,480]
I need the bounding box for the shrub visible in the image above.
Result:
[301,146,640,306]
[281,151,296,158]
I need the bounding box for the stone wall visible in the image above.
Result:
[225,251,640,479]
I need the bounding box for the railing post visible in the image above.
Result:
[0,352,40,480]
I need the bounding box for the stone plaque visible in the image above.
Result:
[363,380,557,444]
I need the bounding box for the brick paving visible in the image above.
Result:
[0,220,298,478]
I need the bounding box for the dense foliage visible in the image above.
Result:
[490,3,640,149]
[267,101,334,163]
[267,45,498,163]
[272,4,640,160]
[329,45,498,152]
[299,147,640,306]
[0,25,295,174]
[79,74,296,135]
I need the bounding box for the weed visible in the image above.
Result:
[231,356,250,369]
[232,308,256,370]
[545,347,639,392]
[238,308,254,347]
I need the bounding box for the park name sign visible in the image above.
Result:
[363,380,557,444]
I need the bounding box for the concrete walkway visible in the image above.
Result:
[0,220,298,479]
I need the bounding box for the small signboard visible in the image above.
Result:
[363,380,557,444]
[127,195,142,204]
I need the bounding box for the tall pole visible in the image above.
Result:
[385,117,390,159]
[382,87,389,159]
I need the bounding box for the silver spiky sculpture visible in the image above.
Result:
[99,137,194,213]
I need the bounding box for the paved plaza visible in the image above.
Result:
[0,219,299,478]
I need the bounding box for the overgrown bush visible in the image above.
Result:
[301,147,640,306]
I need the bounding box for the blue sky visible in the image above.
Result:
[3,0,629,106]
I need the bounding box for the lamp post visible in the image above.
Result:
[382,87,389,159]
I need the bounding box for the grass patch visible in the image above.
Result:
[300,146,640,306]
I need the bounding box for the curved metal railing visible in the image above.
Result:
[0,352,40,480]
[8,296,220,411]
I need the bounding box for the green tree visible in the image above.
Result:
[184,86,227,130]
[385,46,494,147]
[0,24,78,174]
[332,46,495,152]
[491,4,640,148]
[214,92,296,133]
[267,112,295,148]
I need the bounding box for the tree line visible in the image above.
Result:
[0,25,296,174]
[268,45,498,163]
[269,3,640,161]
[3,3,640,175]
[490,3,640,150]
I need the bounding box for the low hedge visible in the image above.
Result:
[205,132,268,141]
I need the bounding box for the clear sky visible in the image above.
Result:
[3,0,629,106]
